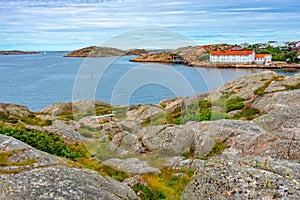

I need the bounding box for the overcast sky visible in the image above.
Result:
[1,0,300,50]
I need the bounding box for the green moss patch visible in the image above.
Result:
[232,107,260,120]
[226,97,245,112]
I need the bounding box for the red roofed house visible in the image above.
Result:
[210,50,272,65]
[210,50,255,64]
[255,54,272,64]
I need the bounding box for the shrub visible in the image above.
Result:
[0,125,89,160]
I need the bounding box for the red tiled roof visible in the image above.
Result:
[210,50,254,56]
[200,45,211,50]
[255,54,271,58]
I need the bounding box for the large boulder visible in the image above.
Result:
[0,135,138,200]
[182,155,300,200]
[139,124,194,155]
[109,131,144,155]
[0,103,31,118]
[184,120,268,158]
[43,120,83,143]
[103,158,161,175]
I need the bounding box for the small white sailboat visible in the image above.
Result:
[43,51,46,56]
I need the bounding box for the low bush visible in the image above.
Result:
[0,125,89,160]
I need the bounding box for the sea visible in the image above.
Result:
[0,51,299,112]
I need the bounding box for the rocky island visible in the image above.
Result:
[0,71,299,199]
[65,46,149,57]
[0,50,39,55]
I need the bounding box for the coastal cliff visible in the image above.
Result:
[0,71,299,199]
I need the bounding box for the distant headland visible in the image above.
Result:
[0,50,39,55]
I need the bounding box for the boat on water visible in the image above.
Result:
[43,51,46,56]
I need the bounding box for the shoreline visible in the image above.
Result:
[130,59,300,69]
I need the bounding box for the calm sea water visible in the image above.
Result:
[0,51,298,111]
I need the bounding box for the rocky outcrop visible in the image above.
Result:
[130,46,209,66]
[43,120,84,143]
[211,70,278,101]
[1,165,138,200]
[182,155,300,199]
[0,134,64,172]
[126,104,165,123]
[0,135,138,200]
[41,100,111,117]
[138,124,194,155]
[103,158,161,175]
[0,103,31,118]
[109,131,144,155]
[251,89,300,113]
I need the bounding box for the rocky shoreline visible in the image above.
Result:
[0,71,299,199]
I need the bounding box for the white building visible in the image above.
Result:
[210,50,255,64]
[210,50,272,65]
[255,54,272,64]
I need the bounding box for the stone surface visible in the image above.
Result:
[109,131,144,155]
[185,120,268,158]
[43,120,83,143]
[167,157,205,170]
[182,155,300,200]
[0,166,139,200]
[211,70,278,100]
[126,104,165,123]
[0,103,31,117]
[251,89,300,113]
[103,158,161,175]
[41,100,111,117]
[139,124,194,155]
[0,134,64,170]
[0,135,138,200]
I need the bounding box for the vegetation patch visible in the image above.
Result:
[132,184,165,200]
[0,150,36,174]
[73,157,128,182]
[284,83,300,91]
[141,112,167,126]
[225,97,245,112]
[141,168,195,200]
[200,141,227,160]
[0,125,89,160]
[58,105,112,121]
[78,125,103,138]
[232,107,260,120]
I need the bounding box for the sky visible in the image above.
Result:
[1,0,300,50]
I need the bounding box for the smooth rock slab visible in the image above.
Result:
[103,158,161,175]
